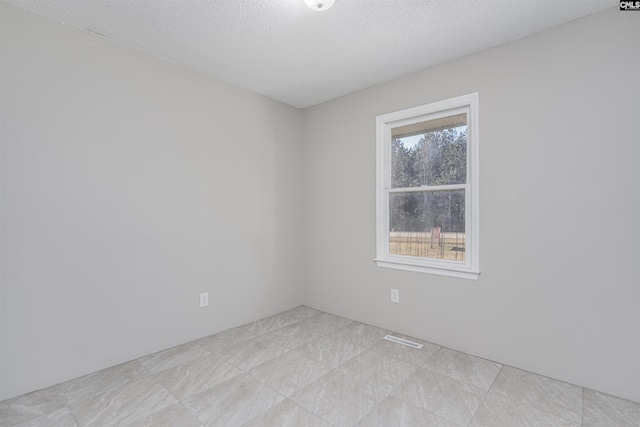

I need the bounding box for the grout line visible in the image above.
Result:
[582,386,585,426]
[486,364,504,392]
[59,386,81,427]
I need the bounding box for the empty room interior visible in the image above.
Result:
[1,0,639,426]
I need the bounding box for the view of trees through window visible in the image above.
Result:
[389,122,467,261]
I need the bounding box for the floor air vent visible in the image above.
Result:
[383,335,423,349]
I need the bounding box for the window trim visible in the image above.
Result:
[375,93,480,280]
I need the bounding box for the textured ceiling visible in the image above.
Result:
[4,0,616,108]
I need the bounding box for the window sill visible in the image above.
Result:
[374,258,480,280]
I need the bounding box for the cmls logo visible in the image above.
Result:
[620,1,640,10]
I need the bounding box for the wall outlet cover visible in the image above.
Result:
[391,289,400,303]
[200,292,209,307]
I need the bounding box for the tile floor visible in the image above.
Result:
[1,305,639,426]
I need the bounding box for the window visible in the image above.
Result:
[375,93,479,279]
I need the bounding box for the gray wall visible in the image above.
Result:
[302,8,640,403]
[1,4,303,400]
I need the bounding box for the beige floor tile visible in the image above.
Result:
[295,335,367,369]
[289,369,388,427]
[62,360,149,408]
[125,403,201,427]
[338,349,418,393]
[470,391,581,427]
[261,322,326,350]
[241,399,330,427]
[357,396,460,427]
[196,327,256,354]
[423,347,501,391]
[296,312,354,335]
[183,374,283,426]
[215,336,288,371]
[0,385,68,426]
[138,342,211,375]
[71,376,178,427]
[330,321,392,349]
[491,366,583,423]
[13,406,77,427]
[583,389,640,427]
[154,353,243,400]
[6,306,639,427]
[391,367,485,426]
[248,351,330,397]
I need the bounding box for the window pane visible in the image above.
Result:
[389,190,465,261]
[391,114,467,188]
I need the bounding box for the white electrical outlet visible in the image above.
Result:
[390,289,400,303]
[200,292,209,308]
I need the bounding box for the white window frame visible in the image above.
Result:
[375,93,480,280]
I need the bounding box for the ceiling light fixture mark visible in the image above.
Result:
[305,0,335,12]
